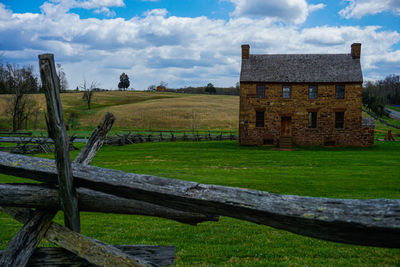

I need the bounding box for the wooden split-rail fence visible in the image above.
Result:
[0,131,236,155]
[105,131,236,146]
[0,54,399,267]
[0,135,78,155]
[0,131,33,137]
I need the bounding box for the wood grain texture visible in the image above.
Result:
[0,209,56,267]
[39,53,80,232]
[0,183,218,225]
[0,246,174,267]
[74,112,116,165]
[0,207,156,267]
[0,151,399,248]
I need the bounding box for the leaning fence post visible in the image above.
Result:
[73,112,116,165]
[0,209,56,267]
[39,53,80,232]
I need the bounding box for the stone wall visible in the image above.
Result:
[239,82,374,147]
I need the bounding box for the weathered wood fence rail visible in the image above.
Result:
[0,131,32,137]
[0,132,236,154]
[0,54,399,267]
[0,135,78,155]
[363,109,400,130]
[105,131,236,146]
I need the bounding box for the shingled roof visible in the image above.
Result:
[240,53,363,83]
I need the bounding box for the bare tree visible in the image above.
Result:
[147,85,156,91]
[81,79,97,110]
[57,64,68,92]
[0,62,8,93]
[5,64,39,131]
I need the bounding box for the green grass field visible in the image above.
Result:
[387,105,400,113]
[1,141,399,266]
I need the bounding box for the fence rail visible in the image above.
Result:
[0,131,32,137]
[0,136,77,154]
[105,131,236,146]
[0,131,237,154]
[363,109,400,129]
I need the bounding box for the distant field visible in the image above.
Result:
[0,141,399,266]
[1,91,399,141]
[0,91,239,131]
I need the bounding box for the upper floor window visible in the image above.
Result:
[308,112,317,128]
[309,85,318,99]
[336,85,345,99]
[256,111,265,127]
[335,112,344,128]
[282,86,291,99]
[256,85,265,98]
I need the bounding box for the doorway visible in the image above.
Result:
[281,117,292,136]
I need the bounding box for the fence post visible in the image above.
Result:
[39,53,80,232]
[74,113,116,165]
[0,210,56,267]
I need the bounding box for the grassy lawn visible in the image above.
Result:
[363,111,400,140]
[387,105,400,113]
[1,141,399,266]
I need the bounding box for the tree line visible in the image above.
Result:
[174,83,239,95]
[363,74,400,117]
[0,63,39,94]
[149,82,239,95]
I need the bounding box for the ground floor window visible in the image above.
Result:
[256,111,265,127]
[308,112,317,128]
[335,112,344,128]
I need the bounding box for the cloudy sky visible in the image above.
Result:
[1,0,400,90]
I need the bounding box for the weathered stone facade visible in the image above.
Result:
[239,44,374,147]
[157,85,166,92]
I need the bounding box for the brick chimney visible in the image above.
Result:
[351,43,361,59]
[242,44,250,60]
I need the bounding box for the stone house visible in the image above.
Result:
[157,85,166,92]
[239,43,374,147]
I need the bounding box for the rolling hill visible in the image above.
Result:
[0,91,239,131]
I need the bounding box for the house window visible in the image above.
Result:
[336,85,345,99]
[282,86,291,98]
[335,112,344,128]
[309,85,318,99]
[308,112,317,128]
[256,85,265,98]
[256,111,265,127]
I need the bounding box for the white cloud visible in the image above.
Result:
[143,8,168,17]
[339,0,400,19]
[0,1,399,89]
[93,7,116,17]
[227,0,325,24]
[78,0,125,9]
[0,3,12,20]
[308,3,326,12]
[40,0,125,18]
